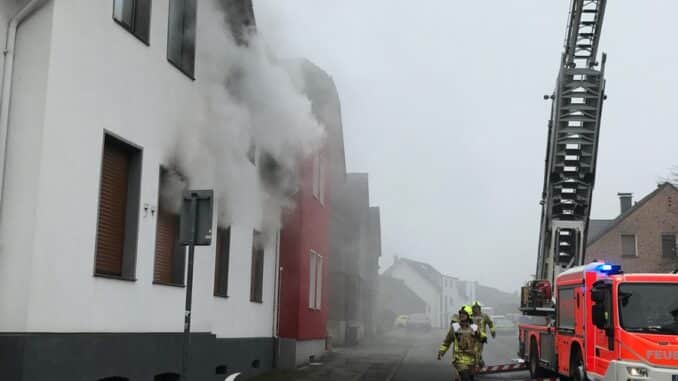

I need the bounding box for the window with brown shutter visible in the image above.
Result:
[95,134,141,279]
[661,234,677,257]
[214,227,231,297]
[250,230,264,303]
[154,167,186,286]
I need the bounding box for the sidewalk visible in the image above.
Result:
[250,332,414,381]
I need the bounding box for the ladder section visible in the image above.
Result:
[563,0,607,69]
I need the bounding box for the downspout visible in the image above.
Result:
[0,0,48,214]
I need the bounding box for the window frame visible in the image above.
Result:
[250,230,264,303]
[620,234,638,257]
[308,250,323,310]
[112,0,152,45]
[661,233,677,258]
[166,0,197,79]
[94,132,142,282]
[214,226,231,298]
[153,166,187,287]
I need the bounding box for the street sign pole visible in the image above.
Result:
[181,195,198,381]
[178,190,213,381]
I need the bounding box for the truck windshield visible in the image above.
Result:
[618,283,678,335]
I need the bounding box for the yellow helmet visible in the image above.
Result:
[460,305,473,316]
[472,301,483,308]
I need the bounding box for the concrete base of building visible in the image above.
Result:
[327,320,347,346]
[0,332,273,381]
[327,320,366,347]
[277,337,326,369]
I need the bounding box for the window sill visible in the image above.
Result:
[214,293,229,299]
[94,273,137,282]
[167,59,195,81]
[153,281,186,288]
[250,299,263,304]
[622,255,639,258]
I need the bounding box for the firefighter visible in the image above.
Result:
[471,301,495,368]
[437,305,481,381]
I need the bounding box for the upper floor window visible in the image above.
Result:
[312,153,325,205]
[250,230,264,303]
[113,0,151,44]
[167,0,197,78]
[661,234,677,257]
[621,234,637,257]
[214,226,231,297]
[153,167,186,286]
[95,134,142,280]
[308,251,323,310]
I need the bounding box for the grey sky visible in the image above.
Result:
[254,1,678,291]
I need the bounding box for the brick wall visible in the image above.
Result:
[586,184,678,273]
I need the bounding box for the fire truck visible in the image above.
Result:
[514,1,678,380]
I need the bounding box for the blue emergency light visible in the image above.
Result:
[594,263,622,275]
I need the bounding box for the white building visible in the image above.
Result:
[383,257,477,328]
[0,1,308,380]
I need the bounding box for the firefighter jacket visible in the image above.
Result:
[438,322,480,370]
[472,313,495,339]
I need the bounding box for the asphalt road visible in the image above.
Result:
[391,328,533,381]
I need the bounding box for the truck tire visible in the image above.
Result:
[529,338,546,378]
[570,347,587,381]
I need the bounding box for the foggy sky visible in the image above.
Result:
[253,1,678,291]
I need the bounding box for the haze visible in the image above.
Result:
[254,1,678,291]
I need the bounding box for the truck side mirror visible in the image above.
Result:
[592,303,606,329]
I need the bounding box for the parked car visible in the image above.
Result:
[406,313,432,332]
[393,315,409,328]
[490,315,516,335]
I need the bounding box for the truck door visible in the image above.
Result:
[591,280,615,373]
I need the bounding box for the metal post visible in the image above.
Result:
[181,195,198,381]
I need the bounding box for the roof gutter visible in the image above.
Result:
[0,0,48,213]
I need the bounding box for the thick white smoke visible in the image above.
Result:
[163,0,325,244]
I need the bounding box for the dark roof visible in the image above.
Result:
[379,275,427,315]
[587,183,678,246]
[587,219,614,245]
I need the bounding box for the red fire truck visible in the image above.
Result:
[512,1,678,380]
[519,262,678,380]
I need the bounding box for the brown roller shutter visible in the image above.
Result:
[95,138,130,276]
[154,208,180,284]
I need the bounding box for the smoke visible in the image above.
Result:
[162,0,325,245]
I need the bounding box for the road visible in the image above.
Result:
[392,328,532,381]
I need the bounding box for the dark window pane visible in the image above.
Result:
[113,0,134,28]
[250,230,264,303]
[214,227,231,297]
[621,234,636,257]
[662,234,676,257]
[167,0,196,77]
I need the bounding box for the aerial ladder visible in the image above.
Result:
[521,0,607,315]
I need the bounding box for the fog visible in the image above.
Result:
[250,1,678,291]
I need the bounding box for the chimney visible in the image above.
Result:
[618,193,633,214]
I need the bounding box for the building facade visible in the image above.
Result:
[587,183,678,273]
[0,1,286,380]
[327,173,381,346]
[276,60,338,369]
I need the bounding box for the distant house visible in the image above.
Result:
[586,183,678,273]
[382,257,476,328]
[377,275,426,330]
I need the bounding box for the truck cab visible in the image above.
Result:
[519,262,678,380]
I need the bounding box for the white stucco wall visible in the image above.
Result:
[388,263,442,327]
[0,0,278,339]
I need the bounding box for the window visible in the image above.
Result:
[167,0,197,78]
[308,251,323,310]
[113,0,151,44]
[661,234,677,257]
[621,234,637,257]
[214,226,231,297]
[557,287,576,330]
[95,134,142,279]
[312,153,325,204]
[250,230,264,303]
[153,168,186,286]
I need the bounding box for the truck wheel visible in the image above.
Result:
[570,348,587,381]
[529,338,546,378]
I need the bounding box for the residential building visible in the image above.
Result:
[587,183,678,273]
[276,60,337,369]
[382,257,477,328]
[0,1,280,380]
[377,275,426,332]
[328,173,381,346]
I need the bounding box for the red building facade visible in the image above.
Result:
[278,149,329,368]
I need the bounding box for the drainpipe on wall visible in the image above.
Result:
[0,0,48,215]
